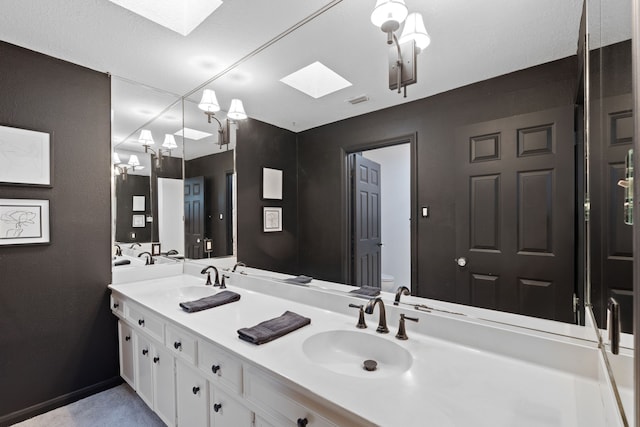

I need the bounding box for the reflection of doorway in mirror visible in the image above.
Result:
[158,178,185,255]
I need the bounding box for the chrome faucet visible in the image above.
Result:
[114,244,122,257]
[138,252,154,265]
[232,262,246,273]
[201,266,220,286]
[364,297,389,333]
[394,286,410,306]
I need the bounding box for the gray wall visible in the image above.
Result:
[0,41,115,425]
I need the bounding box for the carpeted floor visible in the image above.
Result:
[12,384,165,427]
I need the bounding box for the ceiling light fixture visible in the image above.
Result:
[137,130,177,170]
[114,153,144,181]
[371,0,430,97]
[198,89,248,149]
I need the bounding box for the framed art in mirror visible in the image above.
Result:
[0,198,50,245]
[263,207,282,232]
[262,167,282,200]
[0,124,51,186]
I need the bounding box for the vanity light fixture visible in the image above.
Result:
[115,154,145,181]
[370,0,430,97]
[198,89,248,148]
[137,129,177,170]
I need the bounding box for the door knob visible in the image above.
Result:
[454,257,467,267]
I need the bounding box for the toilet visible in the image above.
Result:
[381,273,395,292]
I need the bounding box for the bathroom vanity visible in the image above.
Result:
[109,261,626,427]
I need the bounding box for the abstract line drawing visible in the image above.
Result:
[0,199,49,245]
[0,125,51,186]
[263,207,282,232]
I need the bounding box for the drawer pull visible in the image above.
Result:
[213,403,222,413]
[113,302,119,309]
[297,418,308,427]
[153,356,160,363]
[138,319,145,326]
[174,341,182,350]
[192,386,200,395]
[142,349,148,356]
[125,335,131,342]
[211,364,220,374]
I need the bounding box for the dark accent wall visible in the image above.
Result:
[185,150,234,256]
[115,174,151,243]
[0,42,115,425]
[236,119,299,273]
[296,57,578,302]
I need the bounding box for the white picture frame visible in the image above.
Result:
[263,207,282,232]
[0,199,50,245]
[132,214,145,228]
[262,167,283,200]
[132,195,145,211]
[0,125,51,186]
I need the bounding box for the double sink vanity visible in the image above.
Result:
[109,258,627,426]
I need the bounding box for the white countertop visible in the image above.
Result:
[110,272,612,427]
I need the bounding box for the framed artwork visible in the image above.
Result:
[132,214,145,228]
[132,195,145,211]
[0,125,51,186]
[262,167,283,200]
[0,199,50,245]
[263,207,282,232]
[151,242,161,256]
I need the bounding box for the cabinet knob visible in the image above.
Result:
[142,349,148,356]
[125,335,131,342]
[153,356,160,363]
[192,386,200,395]
[297,418,308,427]
[138,319,145,326]
[211,364,220,374]
[113,302,119,309]
[174,341,182,350]
[213,403,222,413]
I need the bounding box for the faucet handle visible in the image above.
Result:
[395,313,419,340]
[220,275,229,289]
[348,304,367,329]
[204,271,212,286]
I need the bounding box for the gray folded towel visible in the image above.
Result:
[282,275,313,285]
[179,290,241,313]
[113,259,131,266]
[349,286,381,297]
[237,311,311,345]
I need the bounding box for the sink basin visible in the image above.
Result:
[166,286,217,300]
[302,330,413,378]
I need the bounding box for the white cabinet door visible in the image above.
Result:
[176,360,209,427]
[135,333,154,408]
[152,344,176,427]
[118,321,135,387]
[210,385,253,427]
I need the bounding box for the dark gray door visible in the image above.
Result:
[184,176,205,259]
[590,94,634,333]
[352,154,382,288]
[455,106,575,322]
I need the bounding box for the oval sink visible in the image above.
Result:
[302,330,413,378]
[168,286,217,300]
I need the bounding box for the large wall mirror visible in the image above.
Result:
[110,0,634,421]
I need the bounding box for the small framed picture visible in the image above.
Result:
[151,242,161,256]
[0,199,50,245]
[263,207,282,232]
[132,214,145,228]
[0,125,52,186]
[262,168,283,200]
[132,195,145,211]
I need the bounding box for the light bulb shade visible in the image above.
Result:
[162,134,178,149]
[139,129,154,146]
[227,99,247,120]
[399,13,431,50]
[128,154,141,167]
[371,0,408,29]
[198,89,220,113]
[113,152,121,164]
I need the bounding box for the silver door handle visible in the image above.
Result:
[454,257,467,267]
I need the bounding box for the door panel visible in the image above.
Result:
[184,176,205,259]
[352,154,382,287]
[455,106,575,322]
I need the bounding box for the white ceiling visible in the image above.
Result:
[2,0,624,160]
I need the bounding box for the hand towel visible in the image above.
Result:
[179,290,241,313]
[237,311,311,345]
[282,275,313,285]
[349,286,381,297]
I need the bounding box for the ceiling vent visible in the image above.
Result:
[346,94,370,105]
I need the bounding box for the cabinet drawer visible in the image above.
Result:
[198,339,242,394]
[110,295,124,317]
[166,323,197,365]
[125,303,164,343]
[244,367,337,427]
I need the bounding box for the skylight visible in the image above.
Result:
[174,127,213,141]
[109,0,223,36]
[280,62,352,99]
